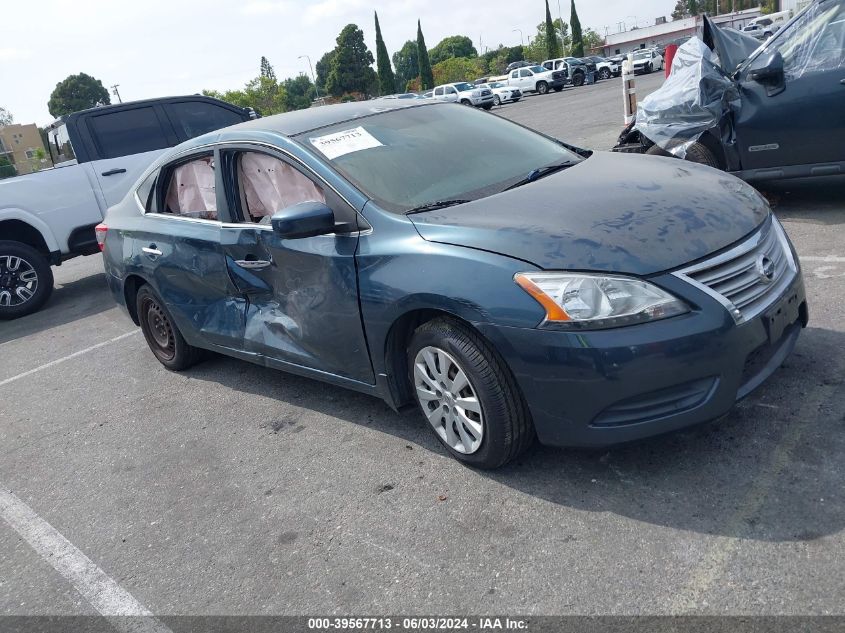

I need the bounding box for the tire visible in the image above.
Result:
[553,86,563,92]
[572,72,584,87]
[460,99,472,106]
[482,103,493,110]
[645,141,721,169]
[408,317,534,469]
[136,284,205,371]
[536,81,548,95]
[0,240,54,320]
[646,63,653,74]
[493,95,501,106]
[599,68,611,80]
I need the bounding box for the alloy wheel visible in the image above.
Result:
[0,255,38,308]
[413,346,484,454]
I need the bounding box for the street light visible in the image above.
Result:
[512,28,524,46]
[298,54,320,103]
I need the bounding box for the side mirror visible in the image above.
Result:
[749,50,784,83]
[271,201,335,239]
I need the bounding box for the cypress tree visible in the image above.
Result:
[374,12,396,95]
[545,0,561,60]
[417,20,434,90]
[570,0,584,57]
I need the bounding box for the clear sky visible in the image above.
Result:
[1,0,675,125]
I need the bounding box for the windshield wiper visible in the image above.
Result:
[405,199,472,215]
[503,160,578,191]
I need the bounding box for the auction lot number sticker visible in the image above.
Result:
[309,126,383,159]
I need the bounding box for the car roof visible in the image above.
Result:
[222,98,437,138]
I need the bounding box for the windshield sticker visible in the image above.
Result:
[309,126,383,159]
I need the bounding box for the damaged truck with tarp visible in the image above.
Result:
[613,0,845,183]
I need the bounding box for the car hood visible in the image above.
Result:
[408,151,769,276]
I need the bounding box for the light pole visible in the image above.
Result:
[512,28,524,46]
[298,54,320,102]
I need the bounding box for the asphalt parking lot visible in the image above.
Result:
[2,73,844,618]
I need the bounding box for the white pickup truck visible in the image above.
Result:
[431,82,495,109]
[0,96,253,318]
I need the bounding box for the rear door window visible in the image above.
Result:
[159,154,218,221]
[166,101,246,141]
[87,107,170,159]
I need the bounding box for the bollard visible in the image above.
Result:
[622,53,637,125]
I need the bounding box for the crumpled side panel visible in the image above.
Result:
[634,37,740,158]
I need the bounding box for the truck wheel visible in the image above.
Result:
[599,68,611,80]
[137,284,205,371]
[645,142,721,169]
[573,73,584,87]
[536,81,549,95]
[0,241,54,320]
[460,99,472,106]
[408,317,534,469]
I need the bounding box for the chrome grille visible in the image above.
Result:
[675,218,797,323]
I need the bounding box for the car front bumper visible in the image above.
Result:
[476,270,807,447]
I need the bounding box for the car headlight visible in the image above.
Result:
[514,272,689,329]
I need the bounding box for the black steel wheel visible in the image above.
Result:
[136,284,205,370]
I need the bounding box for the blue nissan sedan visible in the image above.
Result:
[98,100,807,468]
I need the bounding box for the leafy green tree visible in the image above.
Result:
[417,20,435,90]
[0,107,12,126]
[48,73,110,118]
[260,56,276,81]
[326,24,376,98]
[392,40,419,91]
[315,51,335,92]
[283,75,315,110]
[570,0,584,57]
[545,0,561,60]
[374,11,396,95]
[524,19,567,61]
[582,28,603,53]
[431,57,487,85]
[429,35,477,65]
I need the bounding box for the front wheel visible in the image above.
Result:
[536,81,548,95]
[482,103,493,110]
[0,241,54,320]
[137,284,205,371]
[645,141,721,169]
[460,99,472,106]
[493,95,501,106]
[646,63,653,74]
[599,68,611,80]
[572,73,584,87]
[408,318,534,469]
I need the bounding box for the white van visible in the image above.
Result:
[743,10,792,38]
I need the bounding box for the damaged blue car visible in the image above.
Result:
[99,100,807,468]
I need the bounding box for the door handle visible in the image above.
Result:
[101,168,127,176]
[234,259,271,270]
[142,245,162,257]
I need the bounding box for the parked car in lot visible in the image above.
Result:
[0,95,253,319]
[505,60,537,72]
[743,10,792,39]
[100,99,807,469]
[542,57,589,86]
[431,82,494,109]
[585,55,622,79]
[631,48,665,73]
[616,0,845,183]
[480,82,522,105]
[507,64,566,93]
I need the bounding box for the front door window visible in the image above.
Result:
[767,1,845,79]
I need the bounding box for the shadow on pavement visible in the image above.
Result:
[0,271,113,344]
[762,177,845,225]
[186,323,845,545]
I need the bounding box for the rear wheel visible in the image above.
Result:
[599,68,611,80]
[645,141,721,169]
[0,241,53,320]
[572,72,584,87]
[408,318,534,469]
[482,103,493,110]
[536,81,548,95]
[136,284,205,370]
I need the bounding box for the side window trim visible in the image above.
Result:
[146,149,231,223]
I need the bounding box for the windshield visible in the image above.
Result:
[453,82,474,91]
[529,65,546,73]
[488,82,504,88]
[298,104,582,213]
[634,51,650,59]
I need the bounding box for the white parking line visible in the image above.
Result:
[0,487,171,633]
[801,255,845,263]
[0,330,138,389]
